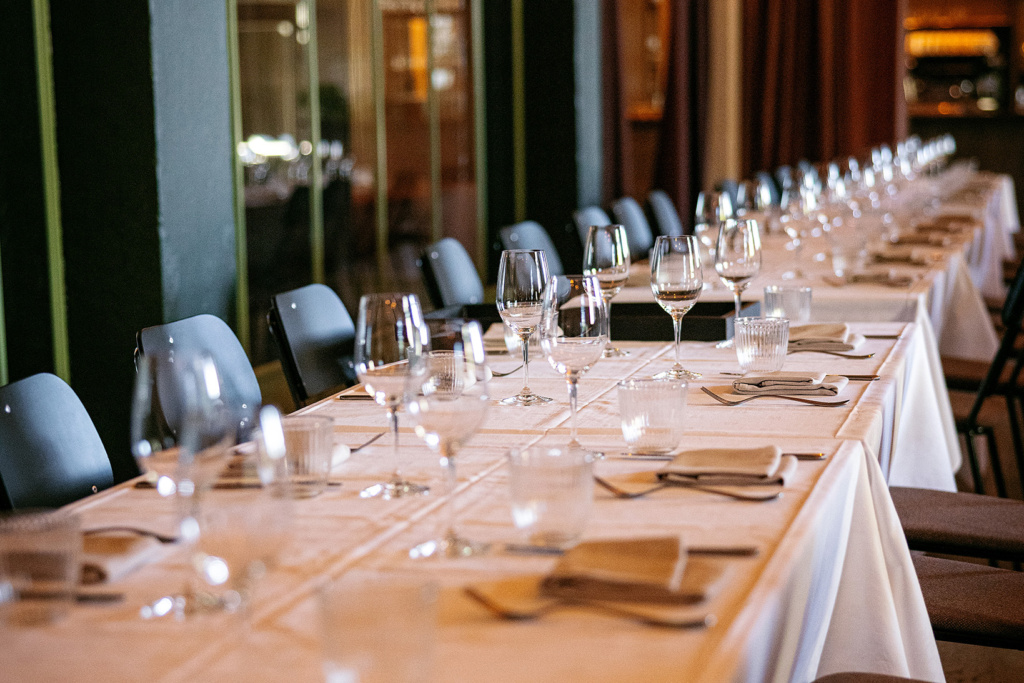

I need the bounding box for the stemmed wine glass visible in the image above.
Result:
[714,218,762,348]
[539,275,607,453]
[694,190,734,263]
[582,224,630,358]
[407,322,491,559]
[354,292,431,499]
[650,236,703,380]
[495,250,552,406]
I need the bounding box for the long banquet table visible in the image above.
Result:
[5,325,948,683]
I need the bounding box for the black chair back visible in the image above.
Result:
[499,221,564,275]
[572,206,612,247]
[754,171,781,206]
[717,179,739,209]
[137,314,262,438]
[610,196,655,256]
[646,190,684,236]
[268,284,357,406]
[418,237,485,309]
[0,373,113,510]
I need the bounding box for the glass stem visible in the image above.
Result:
[604,297,614,347]
[441,444,458,541]
[672,314,683,368]
[567,373,580,444]
[733,289,742,320]
[387,404,401,483]
[520,334,530,396]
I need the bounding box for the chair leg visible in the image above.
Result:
[982,425,1008,498]
[1011,393,1024,496]
[962,427,986,495]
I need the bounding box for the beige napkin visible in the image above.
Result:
[732,371,848,397]
[846,272,915,288]
[788,323,865,352]
[540,537,721,605]
[657,446,798,487]
[80,533,164,585]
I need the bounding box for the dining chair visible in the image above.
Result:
[268,283,357,407]
[572,206,612,248]
[754,171,781,206]
[418,237,485,309]
[646,190,684,237]
[498,220,564,275]
[717,178,739,208]
[813,675,930,683]
[610,196,655,257]
[136,313,262,438]
[0,373,114,510]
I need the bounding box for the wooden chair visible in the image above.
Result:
[0,373,113,510]
[268,283,357,407]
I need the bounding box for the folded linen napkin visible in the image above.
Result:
[657,446,798,487]
[788,323,865,352]
[539,537,725,605]
[80,532,164,585]
[732,371,848,397]
[846,272,916,288]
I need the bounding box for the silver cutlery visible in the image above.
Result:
[594,475,782,502]
[720,372,878,381]
[700,386,848,407]
[463,586,716,629]
[83,526,179,544]
[786,349,875,359]
[351,431,386,452]
[611,451,825,461]
[503,543,759,557]
[490,364,525,378]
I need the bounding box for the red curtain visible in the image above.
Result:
[741,0,908,175]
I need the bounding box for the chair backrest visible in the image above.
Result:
[754,171,781,206]
[268,284,357,406]
[717,179,739,209]
[499,221,564,276]
[610,196,655,256]
[0,373,113,510]
[968,261,1024,427]
[418,237,485,309]
[646,190,684,237]
[572,206,612,247]
[137,314,262,436]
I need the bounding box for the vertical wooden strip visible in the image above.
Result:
[426,0,443,243]
[307,0,325,284]
[31,0,70,382]
[225,0,250,352]
[470,0,488,271]
[371,0,389,278]
[511,0,526,222]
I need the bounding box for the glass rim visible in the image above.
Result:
[735,315,790,326]
[763,285,812,293]
[616,377,688,389]
[507,446,595,464]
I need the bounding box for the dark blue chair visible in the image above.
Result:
[610,196,655,256]
[499,221,564,276]
[755,171,781,206]
[646,190,684,237]
[136,314,261,438]
[717,178,739,209]
[572,206,612,247]
[268,283,357,406]
[0,373,113,510]
[418,237,485,309]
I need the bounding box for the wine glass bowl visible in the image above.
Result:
[694,190,734,262]
[496,250,552,406]
[407,323,491,559]
[715,218,762,322]
[354,292,431,500]
[582,225,631,358]
[650,236,703,379]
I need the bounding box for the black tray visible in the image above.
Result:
[426,300,760,343]
[610,301,761,342]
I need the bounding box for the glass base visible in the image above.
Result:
[603,346,630,358]
[359,479,430,499]
[500,393,554,406]
[409,533,490,559]
[655,365,702,380]
[781,269,805,280]
[715,338,734,349]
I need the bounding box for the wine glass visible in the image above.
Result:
[354,292,431,499]
[495,250,552,406]
[582,224,630,358]
[650,236,703,380]
[539,275,607,453]
[779,186,810,279]
[407,322,491,559]
[693,190,734,262]
[131,350,234,500]
[715,218,762,336]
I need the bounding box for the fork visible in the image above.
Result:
[351,431,387,453]
[593,475,781,502]
[83,526,179,543]
[463,587,715,629]
[700,386,848,407]
[787,349,875,359]
[490,364,525,378]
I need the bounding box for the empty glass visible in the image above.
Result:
[715,218,762,349]
[650,235,703,380]
[0,510,81,626]
[583,224,631,358]
[734,317,790,374]
[354,292,431,499]
[694,190,734,261]
[617,378,687,454]
[763,285,812,324]
[277,416,334,498]
[508,447,594,549]
[496,249,552,406]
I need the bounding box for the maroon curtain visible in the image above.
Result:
[652,0,708,233]
[742,0,907,176]
[601,0,634,202]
